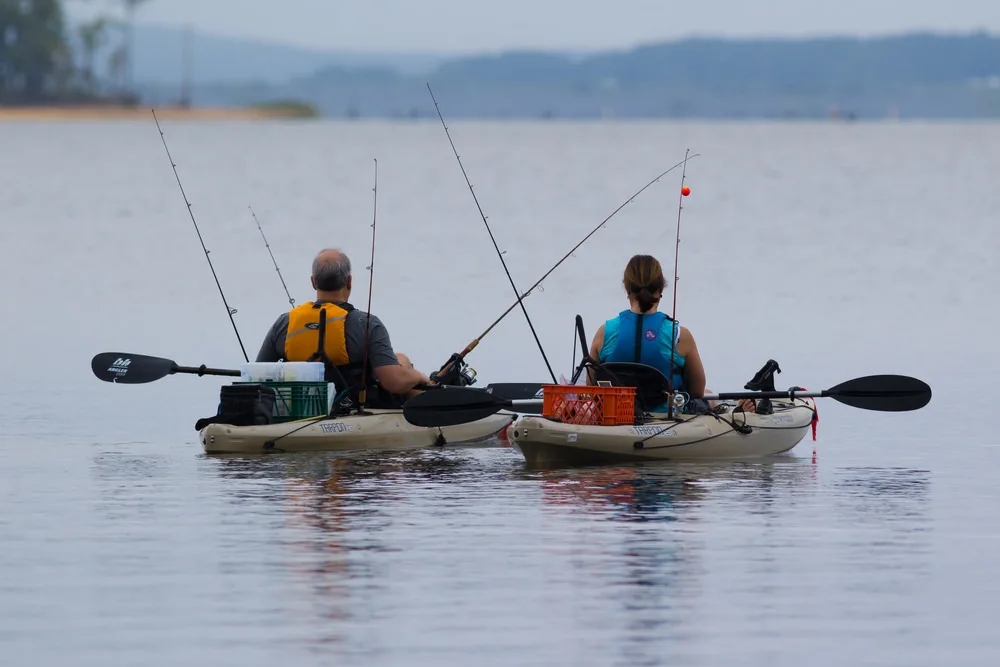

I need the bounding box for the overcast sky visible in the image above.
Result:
[68,0,1000,53]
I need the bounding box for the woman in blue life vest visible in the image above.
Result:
[587,254,754,413]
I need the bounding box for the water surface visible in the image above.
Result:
[0,118,997,666]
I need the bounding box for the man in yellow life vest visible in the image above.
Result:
[255,248,433,410]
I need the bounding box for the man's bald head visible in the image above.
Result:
[311,248,352,291]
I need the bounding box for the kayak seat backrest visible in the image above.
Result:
[591,361,672,414]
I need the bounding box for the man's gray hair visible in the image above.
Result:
[312,248,352,291]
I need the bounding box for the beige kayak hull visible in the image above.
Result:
[200,409,517,455]
[508,398,816,465]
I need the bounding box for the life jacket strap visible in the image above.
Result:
[633,312,644,363]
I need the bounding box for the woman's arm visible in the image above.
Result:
[586,324,605,385]
[677,326,706,398]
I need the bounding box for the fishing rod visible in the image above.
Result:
[358,159,378,412]
[152,110,249,362]
[667,149,692,419]
[432,154,700,383]
[426,83,558,385]
[249,205,294,307]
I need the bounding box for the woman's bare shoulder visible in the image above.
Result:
[676,324,698,354]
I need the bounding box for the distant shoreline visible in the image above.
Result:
[0,105,310,121]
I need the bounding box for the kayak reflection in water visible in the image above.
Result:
[254,247,434,410]
[587,254,755,414]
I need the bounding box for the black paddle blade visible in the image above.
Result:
[485,383,544,400]
[403,386,511,427]
[484,383,544,414]
[826,374,931,412]
[91,352,177,384]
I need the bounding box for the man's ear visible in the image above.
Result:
[310,276,317,290]
[347,275,353,290]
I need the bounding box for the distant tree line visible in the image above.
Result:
[0,0,150,105]
[269,32,999,119]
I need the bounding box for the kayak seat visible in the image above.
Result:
[590,361,673,415]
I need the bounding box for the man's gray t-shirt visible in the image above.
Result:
[255,302,400,368]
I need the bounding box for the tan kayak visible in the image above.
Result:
[507,398,817,465]
[200,409,516,455]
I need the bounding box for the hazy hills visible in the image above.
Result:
[93,24,447,85]
[122,26,1000,119]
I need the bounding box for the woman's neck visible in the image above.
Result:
[627,300,659,315]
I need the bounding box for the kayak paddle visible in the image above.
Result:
[705,374,932,412]
[403,386,541,427]
[91,352,241,384]
[402,374,932,427]
[483,382,544,400]
[92,352,548,395]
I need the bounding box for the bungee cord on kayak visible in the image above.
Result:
[249,205,295,307]
[152,109,249,363]
[427,82,558,385]
[632,396,815,449]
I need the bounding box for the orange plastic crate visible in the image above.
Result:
[541,385,636,425]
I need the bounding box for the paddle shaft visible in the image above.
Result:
[492,388,911,406]
[488,388,904,413]
[511,390,839,406]
[174,365,242,378]
[707,389,869,401]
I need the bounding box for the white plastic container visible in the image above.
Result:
[240,361,325,383]
[277,362,325,382]
[240,362,280,382]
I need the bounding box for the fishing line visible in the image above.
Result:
[249,206,294,307]
[359,159,378,412]
[433,154,700,382]
[152,110,249,362]
[426,83,558,385]
[666,149,692,419]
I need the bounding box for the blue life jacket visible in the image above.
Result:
[599,310,686,407]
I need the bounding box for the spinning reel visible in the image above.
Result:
[431,353,479,387]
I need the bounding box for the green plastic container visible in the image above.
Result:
[234,381,329,423]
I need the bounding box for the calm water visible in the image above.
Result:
[1,118,998,666]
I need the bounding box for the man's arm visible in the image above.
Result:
[255,314,288,362]
[364,316,431,394]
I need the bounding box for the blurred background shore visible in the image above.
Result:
[3,1,999,122]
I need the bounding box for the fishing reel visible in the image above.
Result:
[670,391,714,416]
[430,353,478,387]
[458,365,478,387]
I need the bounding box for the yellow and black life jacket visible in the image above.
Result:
[283,301,402,411]
[284,301,352,366]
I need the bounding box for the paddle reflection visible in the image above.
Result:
[205,449,491,652]
[199,451,932,663]
[521,459,932,665]
[530,458,813,522]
